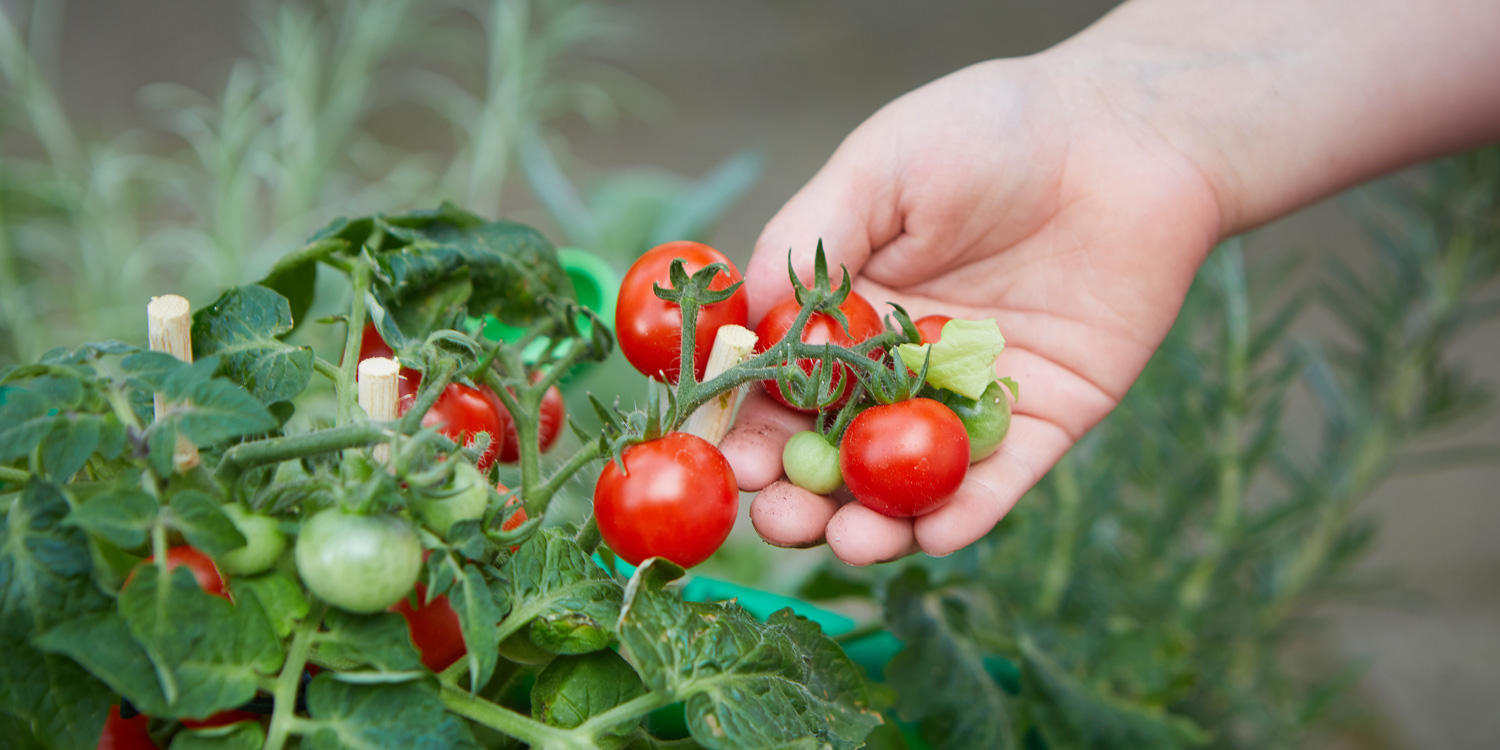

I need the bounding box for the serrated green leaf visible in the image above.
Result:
[617,559,881,750]
[0,480,118,750]
[0,390,61,464]
[116,565,284,719]
[121,351,187,393]
[449,564,503,692]
[230,569,308,639]
[883,571,1014,750]
[33,610,170,716]
[169,718,266,750]
[531,650,644,740]
[167,492,245,558]
[63,484,157,550]
[315,609,425,675]
[300,676,480,750]
[39,413,110,481]
[1019,637,1210,749]
[895,319,1006,400]
[171,379,278,446]
[496,528,622,658]
[191,285,315,405]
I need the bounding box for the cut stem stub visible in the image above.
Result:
[681,324,758,445]
[358,357,401,464]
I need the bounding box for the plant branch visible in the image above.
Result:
[264,602,326,750]
[440,684,580,748]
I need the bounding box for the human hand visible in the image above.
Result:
[719,57,1224,564]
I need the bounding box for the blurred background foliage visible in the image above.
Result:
[3,1,1498,748]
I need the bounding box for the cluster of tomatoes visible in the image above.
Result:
[598,240,1012,568]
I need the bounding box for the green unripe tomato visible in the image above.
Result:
[217,504,287,576]
[294,508,421,613]
[414,461,489,537]
[930,381,1012,462]
[782,431,843,495]
[498,627,557,666]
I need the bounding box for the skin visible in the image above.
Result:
[720,0,1500,564]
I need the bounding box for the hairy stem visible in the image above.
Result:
[439,684,579,748]
[337,259,373,426]
[264,602,326,750]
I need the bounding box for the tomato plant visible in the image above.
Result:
[615,241,748,383]
[126,547,228,600]
[755,289,883,412]
[412,461,489,537]
[839,398,970,517]
[593,432,738,567]
[294,509,422,613]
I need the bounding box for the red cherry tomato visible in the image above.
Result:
[754,290,885,413]
[839,398,970,517]
[390,582,466,672]
[914,315,952,345]
[180,710,260,730]
[98,705,156,750]
[593,432,738,568]
[498,482,527,552]
[125,546,228,600]
[399,380,510,471]
[615,241,748,384]
[493,380,566,463]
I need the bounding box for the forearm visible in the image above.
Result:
[1045,0,1500,236]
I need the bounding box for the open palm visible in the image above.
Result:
[720,58,1225,564]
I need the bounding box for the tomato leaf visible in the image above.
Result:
[191,284,315,405]
[883,570,1016,750]
[531,651,645,740]
[616,559,882,750]
[894,319,1006,400]
[114,565,284,718]
[34,610,170,715]
[495,528,622,658]
[171,378,280,446]
[316,609,426,675]
[63,482,158,550]
[0,389,62,465]
[1018,637,1211,749]
[168,491,247,558]
[0,479,118,750]
[300,675,481,750]
[447,564,504,693]
[230,570,309,639]
[169,719,267,750]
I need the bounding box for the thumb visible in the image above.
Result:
[744,130,901,323]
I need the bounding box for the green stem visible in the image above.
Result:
[574,514,601,555]
[313,356,342,385]
[439,684,578,748]
[532,439,604,508]
[337,259,373,426]
[0,466,29,485]
[216,422,394,485]
[265,237,347,278]
[263,602,327,750]
[572,690,675,739]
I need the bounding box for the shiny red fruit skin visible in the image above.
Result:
[126,546,228,600]
[494,382,565,463]
[98,705,156,750]
[839,398,970,517]
[914,315,952,345]
[390,582,466,672]
[615,241,748,384]
[593,432,738,568]
[399,380,510,472]
[755,291,884,413]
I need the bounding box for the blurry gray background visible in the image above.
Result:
[42,1,1500,746]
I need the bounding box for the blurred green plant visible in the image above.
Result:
[793,146,1500,750]
[0,0,751,369]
